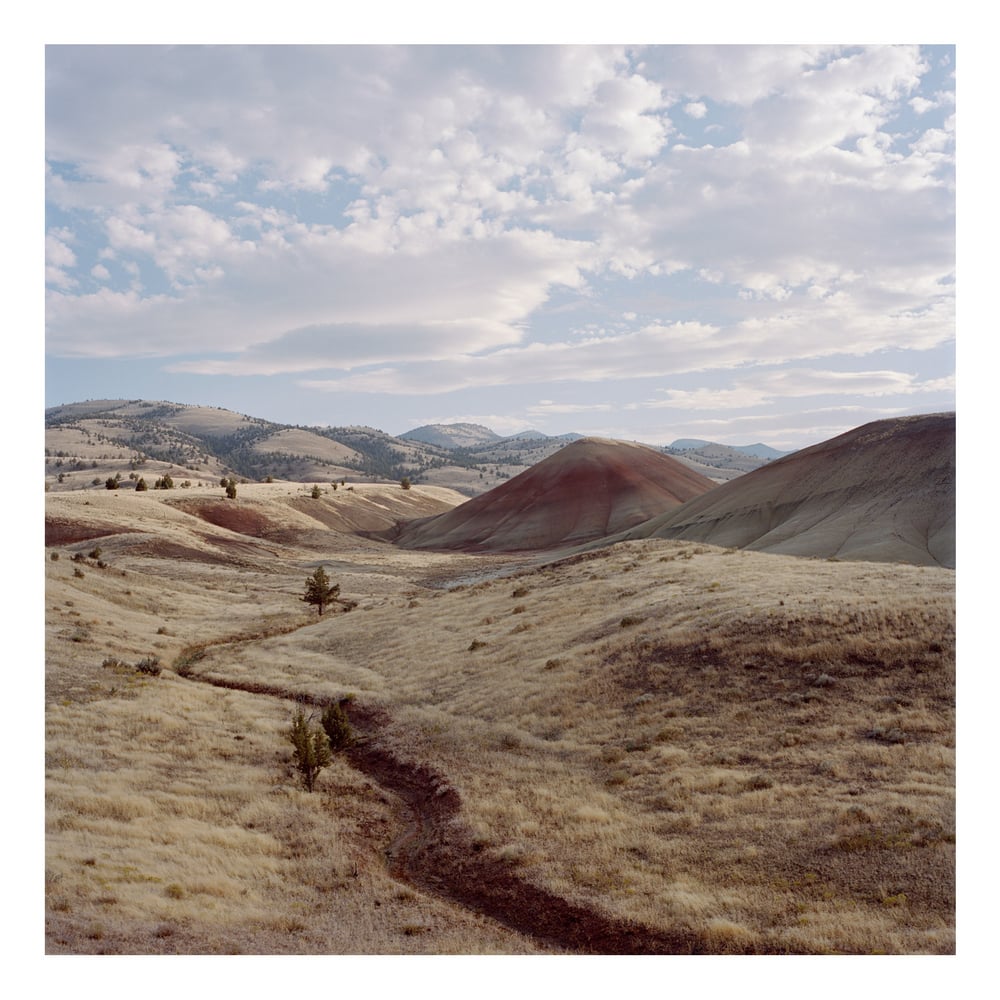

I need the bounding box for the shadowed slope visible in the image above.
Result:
[393,438,716,552]
[610,413,955,567]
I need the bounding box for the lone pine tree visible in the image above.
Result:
[302,566,340,616]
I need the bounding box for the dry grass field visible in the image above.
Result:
[43,483,955,956]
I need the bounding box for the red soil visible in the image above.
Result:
[396,438,716,553]
[45,518,137,547]
[169,499,278,538]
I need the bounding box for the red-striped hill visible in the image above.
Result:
[393,437,716,552]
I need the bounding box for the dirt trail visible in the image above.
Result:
[344,704,708,954]
[180,659,803,954]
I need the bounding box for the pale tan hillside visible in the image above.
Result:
[45,482,954,955]
[157,404,264,436]
[250,428,362,465]
[45,423,230,494]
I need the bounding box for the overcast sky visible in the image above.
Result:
[44,42,955,450]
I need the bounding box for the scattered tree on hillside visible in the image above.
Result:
[105,476,119,490]
[222,477,237,499]
[154,474,174,489]
[287,708,332,793]
[400,477,412,490]
[302,566,340,616]
[135,477,148,491]
[311,484,322,499]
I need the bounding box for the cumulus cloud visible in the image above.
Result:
[45,233,77,287]
[45,43,954,440]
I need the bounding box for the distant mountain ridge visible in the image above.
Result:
[400,423,503,449]
[669,438,788,459]
[45,400,597,498]
[400,422,567,449]
[663,439,791,480]
[45,399,789,498]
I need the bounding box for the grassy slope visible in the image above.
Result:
[44,487,955,954]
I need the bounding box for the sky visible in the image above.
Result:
[44,41,956,451]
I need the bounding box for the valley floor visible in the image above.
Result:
[44,485,955,956]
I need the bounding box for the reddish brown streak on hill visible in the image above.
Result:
[393,437,716,553]
[44,518,137,546]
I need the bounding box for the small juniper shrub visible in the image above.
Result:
[320,702,354,751]
[287,708,332,792]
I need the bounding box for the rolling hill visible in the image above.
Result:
[392,437,717,552]
[45,401,590,497]
[612,412,955,568]
[399,423,503,449]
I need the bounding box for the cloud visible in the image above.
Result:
[639,368,949,411]
[45,44,954,432]
[50,221,596,362]
[45,233,77,287]
[297,281,953,396]
[300,321,726,395]
[168,319,520,375]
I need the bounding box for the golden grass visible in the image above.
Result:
[45,488,955,954]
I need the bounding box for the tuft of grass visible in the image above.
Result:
[865,725,906,745]
[134,656,161,677]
